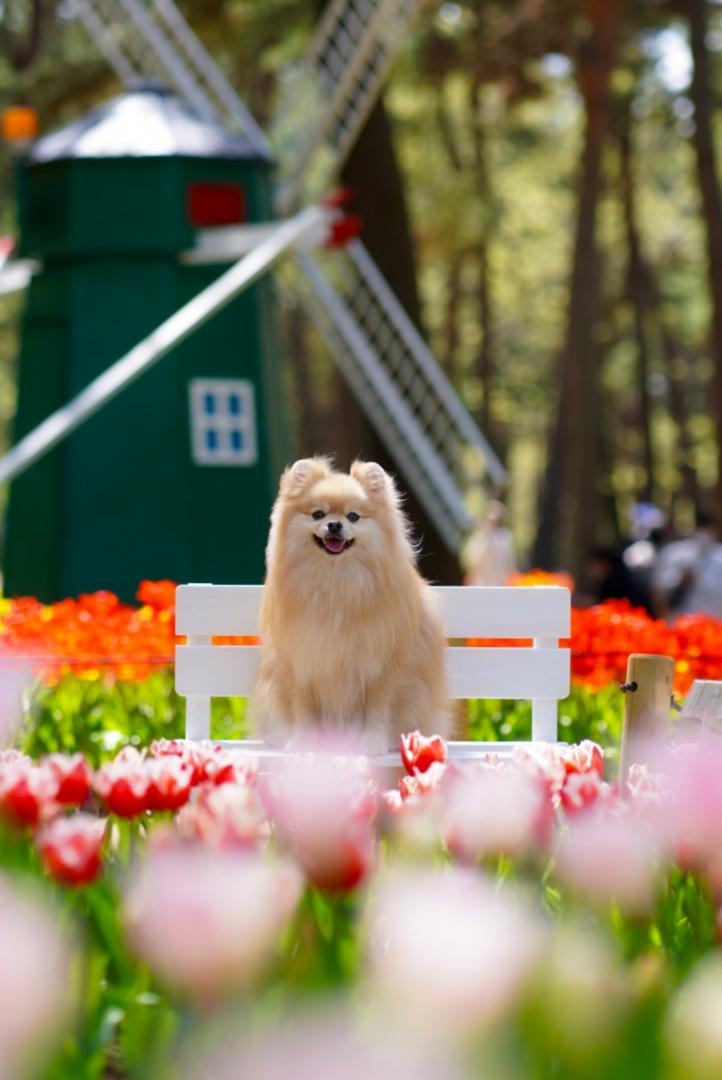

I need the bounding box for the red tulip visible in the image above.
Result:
[37,813,105,886]
[0,760,58,828]
[93,749,150,818]
[400,732,447,776]
[561,740,604,780]
[46,754,91,806]
[398,760,448,802]
[150,739,257,788]
[145,758,193,812]
[559,770,607,816]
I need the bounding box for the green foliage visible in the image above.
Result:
[468,682,624,770]
[17,672,249,765]
[15,670,624,766]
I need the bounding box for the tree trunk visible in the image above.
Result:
[533,0,620,573]
[442,253,464,384]
[468,73,499,453]
[686,0,722,514]
[663,340,700,507]
[618,118,655,503]
[617,111,699,510]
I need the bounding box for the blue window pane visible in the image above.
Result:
[203,394,216,416]
[228,393,243,416]
[205,429,218,451]
[231,430,244,452]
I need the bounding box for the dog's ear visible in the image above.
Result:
[351,460,395,499]
[279,457,331,497]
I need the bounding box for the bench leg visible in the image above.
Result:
[185,697,211,741]
[532,699,557,742]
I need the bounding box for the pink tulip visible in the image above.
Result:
[262,755,377,893]
[0,876,73,1075]
[659,742,722,873]
[444,765,551,862]
[512,741,605,813]
[176,780,267,849]
[37,813,106,887]
[123,845,302,1004]
[366,866,545,1038]
[554,807,666,917]
[511,742,567,800]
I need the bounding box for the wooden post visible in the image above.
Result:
[619,653,674,786]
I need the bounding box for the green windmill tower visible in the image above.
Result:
[5,84,288,601]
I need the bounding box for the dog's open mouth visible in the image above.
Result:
[314,535,355,555]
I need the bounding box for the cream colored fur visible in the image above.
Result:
[249,458,451,753]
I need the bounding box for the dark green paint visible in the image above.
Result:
[5,93,288,602]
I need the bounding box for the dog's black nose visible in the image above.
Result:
[327,520,343,535]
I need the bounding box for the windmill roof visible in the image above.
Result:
[30,84,272,164]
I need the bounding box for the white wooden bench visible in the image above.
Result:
[174,584,571,763]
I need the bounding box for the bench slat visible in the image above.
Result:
[214,740,554,765]
[176,584,571,639]
[175,644,570,700]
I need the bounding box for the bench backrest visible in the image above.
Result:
[175,584,571,745]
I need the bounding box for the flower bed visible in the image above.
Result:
[1,733,722,1077]
[3,581,719,692]
[2,583,722,1075]
[2,580,720,767]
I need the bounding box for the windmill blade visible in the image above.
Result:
[68,0,271,156]
[290,240,506,553]
[273,0,421,213]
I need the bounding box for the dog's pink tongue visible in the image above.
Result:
[324,536,345,553]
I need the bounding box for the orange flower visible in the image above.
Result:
[137,580,177,613]
[0,582,719,696]
[0,584,179,683]
[468,597,722,695]
[507,569,575,590]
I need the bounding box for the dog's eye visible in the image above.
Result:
[311,510,325,521]
[347,512,360,523]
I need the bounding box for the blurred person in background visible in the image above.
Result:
[623,503,670,598]
[462,500,516,586]
[652,510,722,618]
[585,546,654,613]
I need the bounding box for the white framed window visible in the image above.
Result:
[189,378,258,466]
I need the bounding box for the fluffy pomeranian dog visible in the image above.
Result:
[250,457,450,753]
